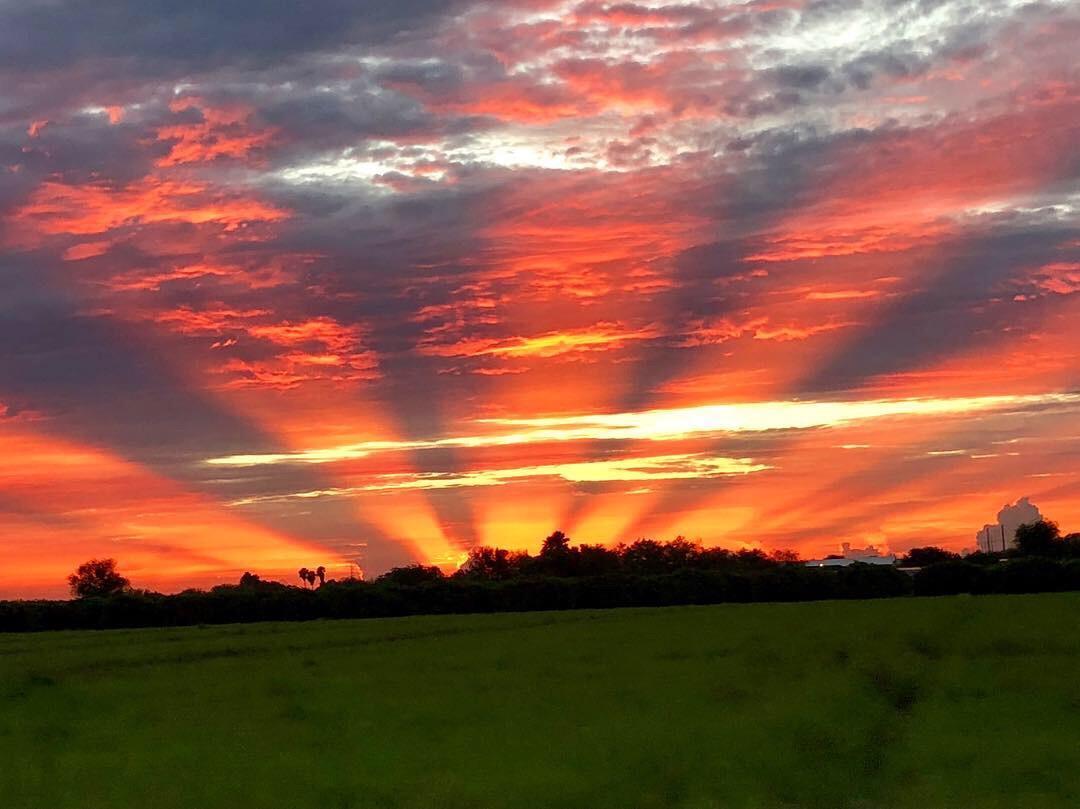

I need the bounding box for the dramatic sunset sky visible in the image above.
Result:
[1,0,1078,596]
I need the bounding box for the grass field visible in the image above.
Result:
[2,594,1079,809]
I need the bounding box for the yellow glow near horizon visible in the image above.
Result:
[206,392,1080,467]
[229,453,769,504]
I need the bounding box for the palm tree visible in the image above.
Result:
[315,566,326,586]
[298,567,311,588]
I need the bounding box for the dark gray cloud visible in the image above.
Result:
[0,260,263,460]
[2,114,168,187]
[801,225,1080,393]
[0,0,472,73]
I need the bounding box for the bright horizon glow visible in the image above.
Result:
[230,453,770,504]
[206,393,1080,467]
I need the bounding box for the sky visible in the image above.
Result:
[0,0,1078,597]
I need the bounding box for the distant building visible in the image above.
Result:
[975,496,1042,553]
[805,542,897,568]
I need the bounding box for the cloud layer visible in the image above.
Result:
[1,0,1078,594]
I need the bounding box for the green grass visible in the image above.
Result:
[2,594,1080,808]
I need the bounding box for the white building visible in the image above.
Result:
[975,496,1042,553]
[805,543,897,568]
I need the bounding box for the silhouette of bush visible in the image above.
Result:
[377,565,445,586]
[3,529,1079,633]
[913,561,987,596]
[900,547,961,567]
[963,551,1005,567]
[833,563,913,599]
[1063,559,1080,589]
[982,557,1071,594]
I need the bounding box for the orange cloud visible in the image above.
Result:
[142,307,381,389]
[804,289,882,301]
[554,57,690,113]
[105,254,305,292]
[748,92,1079,262]
[681,316,858,346]
[154,97,278,167]
[9,177,286,249]
[0,425,333,597]
[1026,262,1080,296]
[419,322,661,360]
[61,240,112,261]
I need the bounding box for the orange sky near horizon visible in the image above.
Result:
[0,0,1078,597]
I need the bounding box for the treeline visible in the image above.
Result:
[1,523,1078,633]
[908,521,1080,596]
[0,544,912,633]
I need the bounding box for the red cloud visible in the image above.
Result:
[153,97,278,167]
[748,88,1080,262]
[8,177,286,248]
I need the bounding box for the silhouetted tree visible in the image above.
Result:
[457,546,524,579]
[315,566,326,586]
[378,565,445,586]
[573,543,621,575]
[769,549,802,564]
[11,525,1080,632]
[239,572,262,588]
[733,548,774,570]
[665,537,703,568]
[900,547,961,567]
[234,572,291,593]
[698,547,736,568]
[530,530,578,576]
[67,559,129,598]
[540,530,571,556]
[620,539,671,574]
[1014,520,1062,557]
